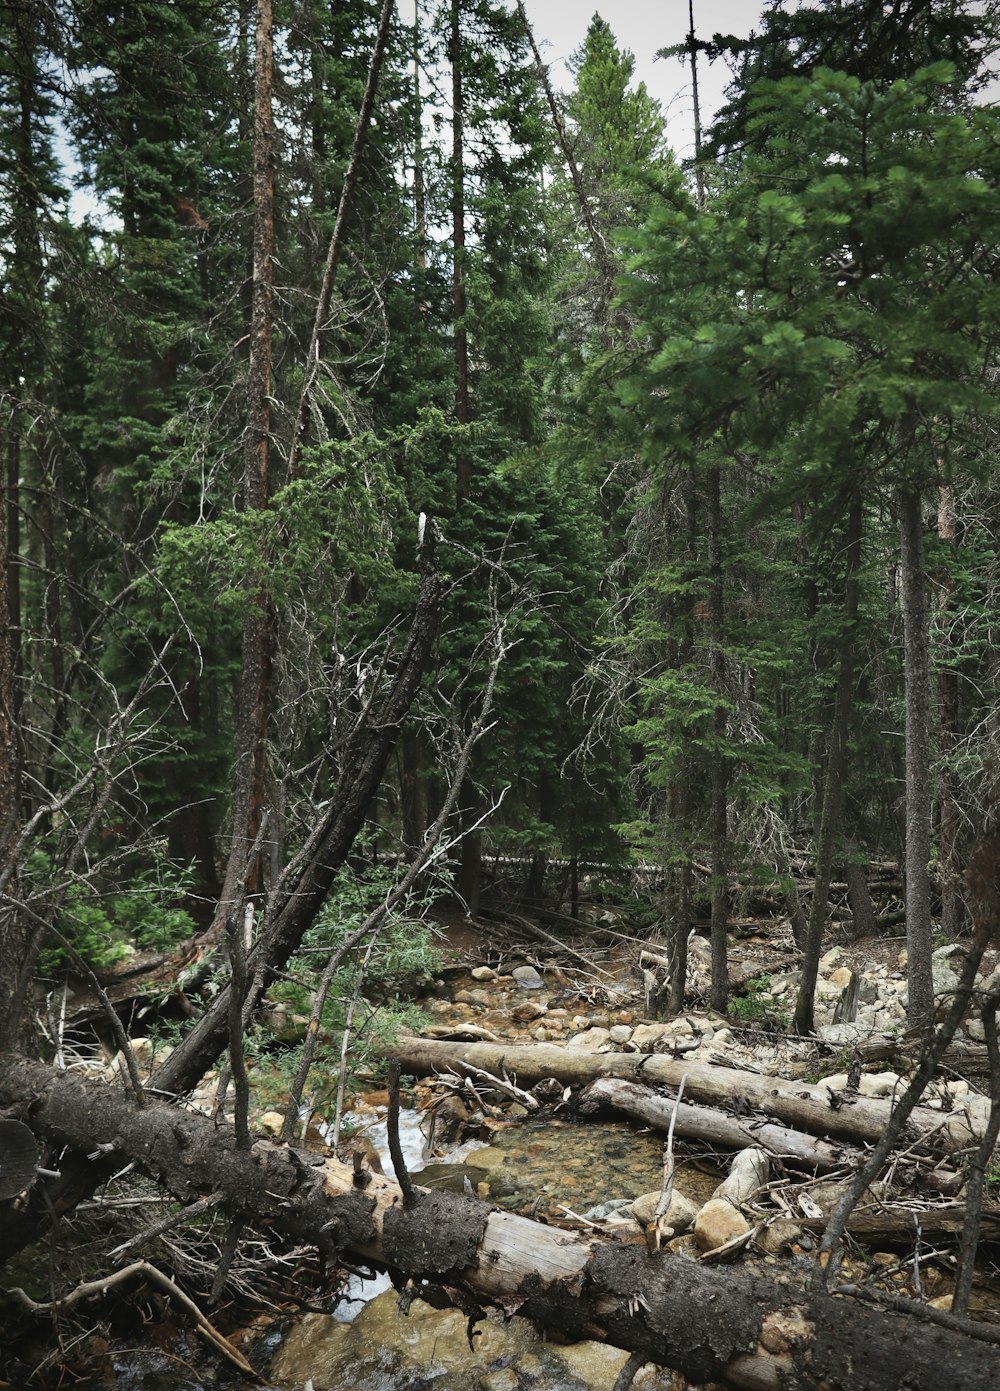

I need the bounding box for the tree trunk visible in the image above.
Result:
[154,554,443,1098]
[899,481,934,1031]
[707,461,729,1011]
[0,416,26,1052]
[936,482,963,938]
[579,1077,865,1171]
[386,1038,983,1152]
[794,495,862,1035]
[3,1054,999,1391]
[451,0,470,507]
[844,852,877,940]
[211,0,276,941]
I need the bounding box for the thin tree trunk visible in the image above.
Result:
[211,0,276,941]
[899,481,934,1031]
[286,0,395,482]
[936,482,963,937]
[794,495,862,1035]
[845,852,876,940]
[707,462,728,1011]
[451,0,470,506]
[687,0,706,208]
[515,0,614,306]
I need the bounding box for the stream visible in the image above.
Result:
[267,1104,699,1391]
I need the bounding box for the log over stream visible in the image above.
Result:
[3,1054,1000,1391]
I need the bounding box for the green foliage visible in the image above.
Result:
[32,852,197,976]
[729,973,790,1030]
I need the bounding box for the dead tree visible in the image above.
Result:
[2,1054,1000,1391]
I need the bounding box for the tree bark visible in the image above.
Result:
[3,1054,999,1391]
[211,0,276,941]
[579,1077,865,1172]
[386,1038,983,1152]
[898,481,934,1031]
[707,460,729,1011]
[451,0,470,506]
[936,482,963,938]
[794,495,862,1035]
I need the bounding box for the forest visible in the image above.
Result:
[3,0,1000,1388]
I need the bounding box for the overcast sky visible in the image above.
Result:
[522,1,770,160]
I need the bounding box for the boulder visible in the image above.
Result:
[567,1026,612,1052]
[715,1147,770,1207]
[630,1188,700,1234]
[511,965,544,990]
[693,1198,750,1253]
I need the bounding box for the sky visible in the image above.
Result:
[522,1,770,161]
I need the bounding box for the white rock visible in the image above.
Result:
[567,1026,612,1052]
[608,1025,633,1045]
[858,1072,900,1099]
[631,1023,675,1051]
[817,1022,869,1045]
[715,1148,770,1206]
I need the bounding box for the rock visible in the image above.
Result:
[630,1188,700,1233]
[270,1290,677,1391]
[694,1198,750,1253]
[933,943,964,963]
[567,1027,612,1052]
[754,1218,802,1256]
[608,1024,633,1045]
[897,948,908,969]
[470,965,497,981]
[630,1023,674,1051]
[829,966,854,989]
[512,1001,547,1022]
[715,1148,770,1206]
[804,1179,887,1217]
[511,965,544,990]
[257,1110,285,1138]
[453,988,492,1008]
[820,946,842,969]
[816,1022,869,1045]
[584,1198,634,1222]
[711,1026,733,1046]
[859,1072,900,1099]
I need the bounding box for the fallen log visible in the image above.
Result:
[387,1038,985,1153]
[578,1077,865,1173]
[2,1054,1000,1391]
[799,1206,1000,1247]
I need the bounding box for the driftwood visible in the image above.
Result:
[388,1038,985,1152]
[578,1077,865,1173]
[2,1054,1000,1391]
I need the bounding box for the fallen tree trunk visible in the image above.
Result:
[387,1038,984,1152]
[2,1054,999,1391]
[799,1206,1000,1247]
[579,1077,865,1173]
